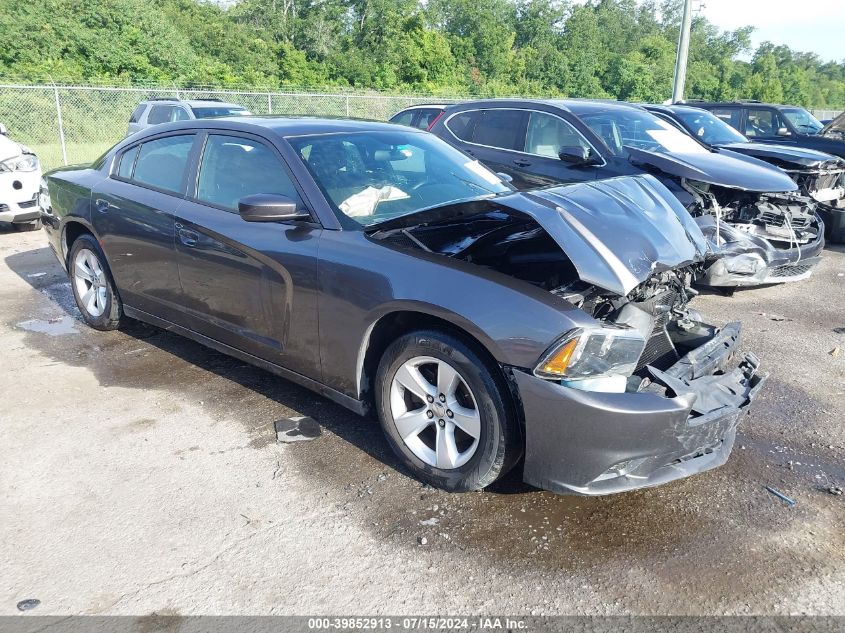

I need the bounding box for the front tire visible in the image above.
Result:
[375,330,521,492]
[68,234,123,331]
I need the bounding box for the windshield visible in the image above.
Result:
[191,106,251,119]
[781,108,823,134]
[580,109,708,157]
[670,108,748,145]
[288,130,512,227]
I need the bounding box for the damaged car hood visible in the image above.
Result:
[626,146,799,193]
[821,112,845,138]
[715,142,845,169]
[504,175,707,296]
[0,134,23,163]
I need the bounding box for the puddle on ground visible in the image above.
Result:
[16,315,79,336]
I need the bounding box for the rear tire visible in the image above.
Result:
[375,329,521,492]
[68,234,123,331]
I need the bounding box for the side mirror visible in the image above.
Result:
[558,146,597,165]
[238,193,310,223]
[0,122,7,135]
[776,127,792,137]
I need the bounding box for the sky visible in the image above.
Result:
[697,0,845,63]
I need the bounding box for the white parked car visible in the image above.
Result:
[0,122,42,231]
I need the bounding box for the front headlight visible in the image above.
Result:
[534,326,646,381]
[0,153,39,172]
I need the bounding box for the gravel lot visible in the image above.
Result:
[1,228,843,616]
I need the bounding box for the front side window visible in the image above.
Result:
[132,134,194,193]
[744,108,785,138]
[525,111,591,158]
[672,109,748,145]
[289,130,512,227]
[780,107,823,134]
[580,109,707,157]
[196,134,301,211]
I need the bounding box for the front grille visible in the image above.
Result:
[759,210,812,230]
[767,262,814,279]
[637,314,679,371]
[0,204,8,212]
[17,199,37,209]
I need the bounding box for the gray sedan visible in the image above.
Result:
[39,117,765,495]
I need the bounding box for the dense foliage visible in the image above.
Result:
[1,0,843,107]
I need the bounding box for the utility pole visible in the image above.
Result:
[672,0,693,103]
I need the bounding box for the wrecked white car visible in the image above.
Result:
[0,122,42,231]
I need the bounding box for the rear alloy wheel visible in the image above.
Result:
[68,234,123,330]
[375,330,520,492]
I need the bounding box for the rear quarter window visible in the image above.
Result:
[132,134,195,194]
[129,104,146,124]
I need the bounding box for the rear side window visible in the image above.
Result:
[196,134,302,211]
[710,108,742,130]
[147,105,190,125]
[390,110,415,127]
[468,109,528,151]
[129,104,146,124]
[117,145,139,179]
[445,111,479,141]
[132,135,195,194]
[415,108,443,130]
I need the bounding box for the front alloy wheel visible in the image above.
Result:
[375,330,521,492]
[390,356,481,469]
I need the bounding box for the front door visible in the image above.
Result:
[174,132,321,378]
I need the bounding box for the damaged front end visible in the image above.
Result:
[681,179,825,286]
[782,160,845,243]
[370,175,766,494]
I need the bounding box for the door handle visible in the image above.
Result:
[178,228,199,247]
[95,198,111,213]
[513,159,532,167]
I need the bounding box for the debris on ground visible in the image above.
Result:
[765,485,797,507]
[833,327,845,334]
[757,312,792,322]
[829,347,842,358]
[418,536,428,546]
[828,486,843,496]
[274,416,321,443]
[16,599,40,611]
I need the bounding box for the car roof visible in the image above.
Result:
[127,116,414,139]
[142,99,245,109]
[397,104,449,110]
[644,103,710,115]
[444,98,648,116]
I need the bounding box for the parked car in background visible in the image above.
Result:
[126,98,251,136]
[389,104,447,130]
[690,100,845,161]
[429,99,825,288]
[646,104,845,243]
[39,116,765,496]
[0,122,42,231]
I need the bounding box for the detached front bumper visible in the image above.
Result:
[516,323,766,495]
[697,216,825,287]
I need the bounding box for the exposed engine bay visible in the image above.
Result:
[370,205,758,404]
[782,162,845,208]
[681,179,821,247]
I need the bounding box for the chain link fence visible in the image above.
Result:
[0,83,841,172]
[0,83,460,171]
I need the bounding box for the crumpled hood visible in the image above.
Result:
[0,134,23,163]
[626,146,799,193]
[716,141,845,169]
[498,174,707,296]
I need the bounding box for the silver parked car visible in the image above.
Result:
[126,98,251,136]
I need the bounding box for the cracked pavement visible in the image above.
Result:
[0,229,843,616]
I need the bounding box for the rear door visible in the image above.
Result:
[173,131,321,377]
[91,132,197,323]
[443,108,529,177]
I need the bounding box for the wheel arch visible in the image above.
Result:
[357,309,520,422]
[62,219,98,265]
